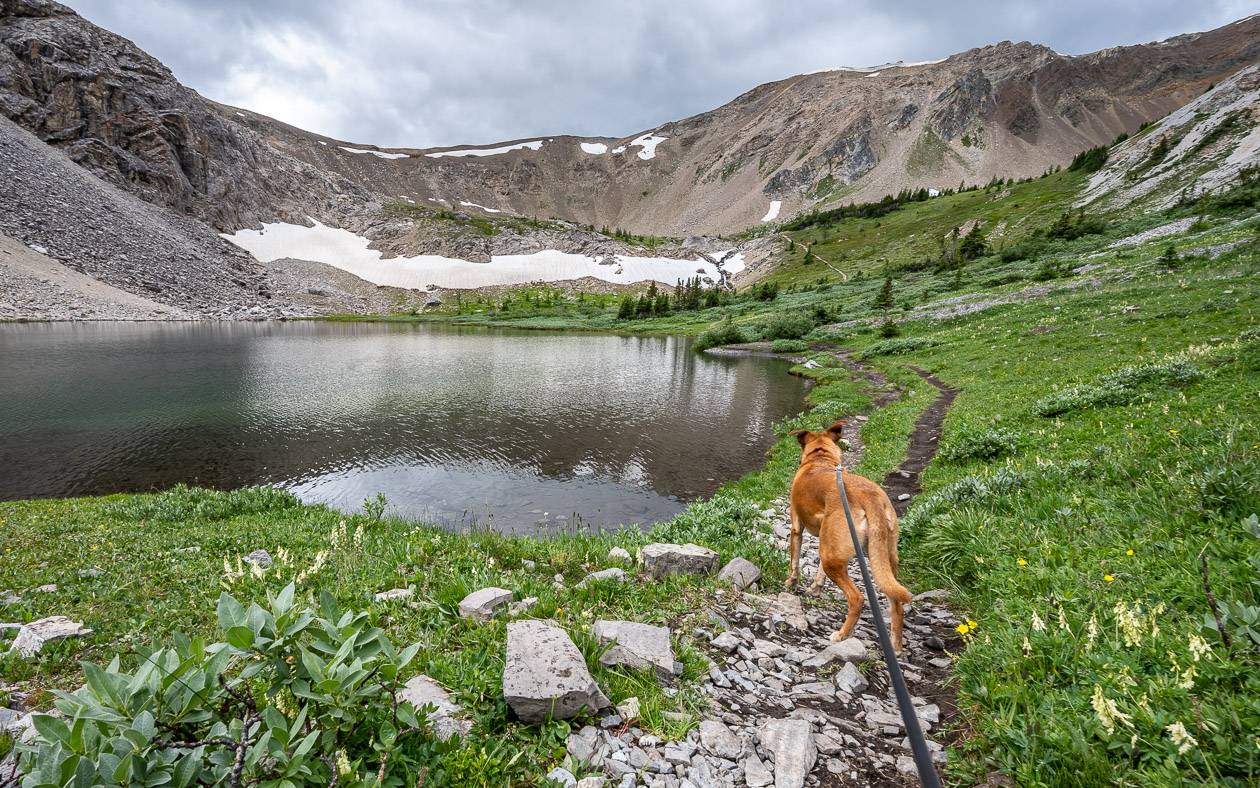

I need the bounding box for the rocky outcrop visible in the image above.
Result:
[638,543,720,579]
[592,620,681,681]
[458,587,514,622]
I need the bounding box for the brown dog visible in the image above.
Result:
[786,420,912,652]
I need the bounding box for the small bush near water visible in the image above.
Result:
[693,318,745,351]
[938,426,1020,463]
[770,339,809,353]
[758,312,817,341]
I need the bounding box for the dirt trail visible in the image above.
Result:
[880,368,959,515]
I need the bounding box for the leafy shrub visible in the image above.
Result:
[693,318,746,351]
[759,312,816,341]
[858,336,941,359]
[939,427,1020,462]
[770,339,809,353]
[1034,358,1205,416]
[14,584,429,787]
[1044,209,1108,241]
[104,484,303,523]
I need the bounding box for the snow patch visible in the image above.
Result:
[338,146,410,160]
[425,140,544,158]
[317,140,328,145]
[223,220,744,290]
[580,142,609,155]
[760,200,782,222]
[611,145,627,154]
[458,200,503,214]
[629,133,667,160]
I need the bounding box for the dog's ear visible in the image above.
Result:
[789,429,810,447]
[826,420,847,440]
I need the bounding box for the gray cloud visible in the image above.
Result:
[70,0,1258,148]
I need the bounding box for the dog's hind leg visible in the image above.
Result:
[819,526,862,641]
[785,506,803,591]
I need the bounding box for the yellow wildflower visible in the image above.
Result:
[955,623,970,635]
[1125,549,1134,557]
[1017,558,1028,566]
[1104,574,1115,582]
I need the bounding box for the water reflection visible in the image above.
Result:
[0,321,810,532]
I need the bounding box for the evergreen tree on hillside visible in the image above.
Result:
[617,295,635,319]
[872,273,895,313]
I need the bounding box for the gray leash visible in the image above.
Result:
[835,465,942,788]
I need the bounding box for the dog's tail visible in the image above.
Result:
[866,497,912,604]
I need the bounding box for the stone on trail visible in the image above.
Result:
[717,557,761,589]
[698,719,741,759]
[503,620,609,723]
[802,637,870,668]
[638,543,719,579]
[744,753,774,787]
[397,675,472,740]
[710,630,741,653]
[458,587,513,621]
[765,592,808,631]
[9,616,92,657]
[576,568,628,587]
[544,766,577,786]
[834,661,869,694]
[758,718,817,788]
[593,620,680,681]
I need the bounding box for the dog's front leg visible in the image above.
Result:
[785,507,802,591]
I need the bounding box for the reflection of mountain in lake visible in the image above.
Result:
[0,322,810,532]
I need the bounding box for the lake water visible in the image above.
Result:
[0,322,810,532]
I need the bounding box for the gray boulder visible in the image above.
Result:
[834,662,869,694]
[459,587,513,621]
[638,543,719,579]
[758,718,817,788]
[503,620,610,723]
[593,620,680,681]
[717,557,761,589]
[242,549,272,569]
[9,616,93,657]
[698,719,741,759]
[397,675,471,740]
[765,592,808,631]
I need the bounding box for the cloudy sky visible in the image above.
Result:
[72,0,1258,149]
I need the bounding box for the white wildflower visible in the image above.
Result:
[1178,664,1197,690]
[1165,721,1197,755]
[1022,636,1032,656]
[1031,610,1047,632]
[1086,614,1100,650]
[1091,685,1133,735]
[1188,634,1211,662]
[1058,606,1071,634]
[1114,601,1143,647]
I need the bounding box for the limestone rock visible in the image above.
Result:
[510,596,539,616]
[545,766,577,786]
[698,719,741,759]
[638,543,719,579]
[374,588,413,602]
[503,620,609,723]
[802,638,870,668]
[608,547,632,563]
[744,753,774,787]
[9,616,92,657]
[459,587,513,621]
[616,696,641,721]
[710,631,741,653]
[397,675,471,740]
[765,592,808,631]
[593,620,680,681]
[835,662,869,694]
[243,549,272,569]
[758,718,817,788]
[577,568,628,587]
[717,557,761,589]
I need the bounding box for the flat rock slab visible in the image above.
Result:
[717,557,761,589]
[397,675,471,740]
[758,717,817,788]
[835,661,869,694]
[593,620,680,681]
[639,543,719,579]
[459,587,513,621]
[503,620,609,723]
[802,637,870,668]
[9,616,92,657]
